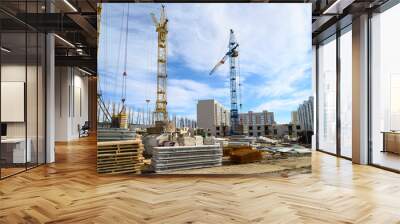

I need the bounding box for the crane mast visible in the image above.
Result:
[228,30,239,135]
[209,29,241,135]
[151,6,168,122]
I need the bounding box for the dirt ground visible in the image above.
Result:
[166,156,311,175]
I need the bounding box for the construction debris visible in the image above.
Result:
[177,136,196,146]
[152,145,222,173]
[97,139,144,174]
[194,136,204,145]
[257,136,279,144]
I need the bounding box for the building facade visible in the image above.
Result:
[239,110,275,134]
[245,123,301,138]
[291,111,299,125]
[297,96,314,131]
[197,99,230,136]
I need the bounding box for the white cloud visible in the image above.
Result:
[252,89,311,113]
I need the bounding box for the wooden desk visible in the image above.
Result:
[382,131,400,154]
[1,138,31,164]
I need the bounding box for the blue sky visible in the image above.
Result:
[98,3,312,123]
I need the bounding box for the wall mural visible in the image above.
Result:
[97,3,313,175]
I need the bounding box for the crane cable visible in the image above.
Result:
[120,4,130,113]
[103,6,111,101]
[238,55,242,112]
[116,7,126,108]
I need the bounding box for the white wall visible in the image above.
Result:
[1,65,43,138]
[197,100,215,135]
[54,67,89,141]
[197,99,229,136]
[1,63,46,164]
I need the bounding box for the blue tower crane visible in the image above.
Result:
[210,29,241,135]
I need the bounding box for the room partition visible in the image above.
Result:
[0,1,47,179]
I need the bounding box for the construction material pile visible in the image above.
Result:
[97,128,136,142]
[143,134,204,157]
[97,140,144,174]
[152,145,222,173]
[258,146,312,160]
[230,148,262,164]
[257,136,279,144]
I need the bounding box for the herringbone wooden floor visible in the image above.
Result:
[1,136,400,223]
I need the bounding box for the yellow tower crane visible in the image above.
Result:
[150,5,169,123]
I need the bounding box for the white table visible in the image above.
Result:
[1,138,31,163]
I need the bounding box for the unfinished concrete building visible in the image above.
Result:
[197,99,230,136]
[239,110,275,134]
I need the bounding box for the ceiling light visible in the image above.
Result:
[63,0,78,12]
[1,47,11,53]
[78,67,93,76]
[54,34,75,48]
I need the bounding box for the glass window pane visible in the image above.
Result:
[1,31,27,177]
[371,3,400,171]
[318,37,337,154]
[340,29,352,158]
[27,31,38,169]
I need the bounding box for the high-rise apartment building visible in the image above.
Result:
[297,96,314,131]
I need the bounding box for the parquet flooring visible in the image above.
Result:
[1,136,400,223]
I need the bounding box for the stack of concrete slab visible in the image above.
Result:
[152,145,222,173]
[229,136,257,144]
[97,128,136,142]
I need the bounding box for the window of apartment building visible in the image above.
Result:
[257,126,261,130]
[274,129,277,135]
[249,126,253,130]
[370,3,400,171]
[257,132,261,136]
[317,35,337,155]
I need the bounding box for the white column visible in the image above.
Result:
[46,33,55,163]
[352,14,369,164]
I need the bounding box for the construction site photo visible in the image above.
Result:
[97,3,313,175]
